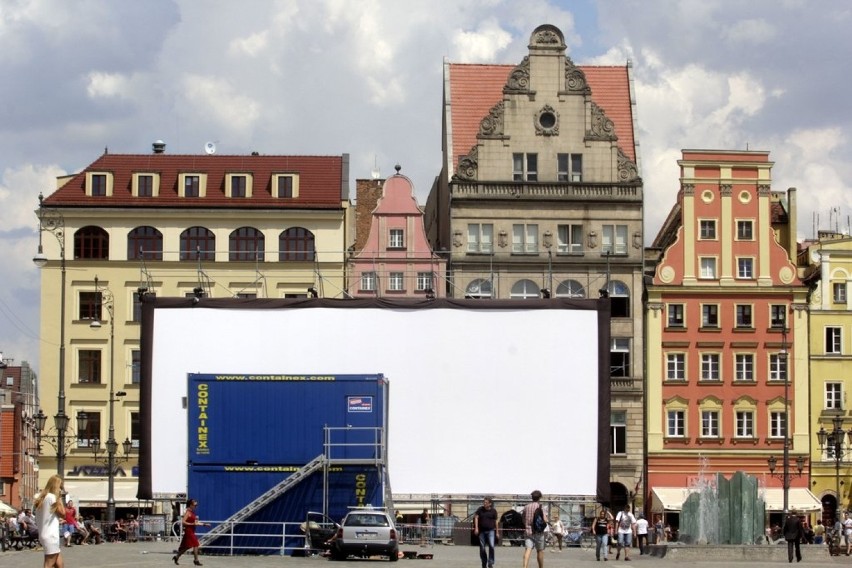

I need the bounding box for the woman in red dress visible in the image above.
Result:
[173,499,209,566]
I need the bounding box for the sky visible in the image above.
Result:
[2,0,852,373]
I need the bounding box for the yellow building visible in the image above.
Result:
[34,146,352,519]
[801,231,852,523]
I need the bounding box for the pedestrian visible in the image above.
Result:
[34,474,65,568]
[635,513,649,554]
[653,515,665,544]
[522,489,547,568]
[173,498,210,566]
[784,511,804,563]
[550,516,565,551]
[813,519,825,545]
[63,499,88,545]
[614,504,636,561]
[419,508,429,546]
[844,511,852,555]
[594,509,611,561]
[473,497,499,568]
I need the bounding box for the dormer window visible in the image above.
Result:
[133,173,159,197]
[274,174,299,199]
[86,172,113,197]
[226,173,252,198]
[179,173,206,198]
[388,229,405,249]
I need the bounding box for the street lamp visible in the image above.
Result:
[33,193,68,477]
[769,326,796,514]
[35,409,88,463]
[90,276,129,525]
[816,416,852,521]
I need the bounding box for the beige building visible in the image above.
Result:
[34,146,352,517]
[425,24,645,508]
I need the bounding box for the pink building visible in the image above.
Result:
[349,170,447,298]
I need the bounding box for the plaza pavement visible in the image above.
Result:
[0,540,844,568]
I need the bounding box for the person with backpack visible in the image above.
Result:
[523,490,547,568]
[614,504,636,561]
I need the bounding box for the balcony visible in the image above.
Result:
[611,376,642,393]
[451,181,643,202]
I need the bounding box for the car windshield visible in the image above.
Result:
[346,514,389,527]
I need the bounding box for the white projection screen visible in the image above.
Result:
[138,298,611,501]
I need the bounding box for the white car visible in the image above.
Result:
[331,509,399,562]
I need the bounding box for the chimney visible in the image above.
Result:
[152,140,166,154]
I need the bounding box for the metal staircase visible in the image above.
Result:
[198,453,326,546]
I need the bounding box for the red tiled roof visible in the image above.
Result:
[448,63,635,169]
[43,153,346,209]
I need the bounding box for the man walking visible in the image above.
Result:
[614,504,636,561]
[523,490,547,568]
[474,497,499,568]
[784,511,804,563]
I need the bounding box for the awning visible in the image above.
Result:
[392,502,446,515]
[63,480,143,506]
[650,487,822,513]
[0,500,16,514]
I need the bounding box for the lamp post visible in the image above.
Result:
[90,276,125,524]
[33,193,68,477]
[817,416,852,521]
[35,409,88,474]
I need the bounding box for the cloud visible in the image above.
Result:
[181,75,262,134]
[229,31,270,57]
[452,19,514,62]
[722,18,777,44]
[86,71,132,99]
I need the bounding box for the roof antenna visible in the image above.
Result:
[371,156,381,180]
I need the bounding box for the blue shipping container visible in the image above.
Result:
[187,373,387,465]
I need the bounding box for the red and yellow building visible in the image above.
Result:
[645,150,814,526]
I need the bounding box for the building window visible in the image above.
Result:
[137,174,154,197]
[510,279,540,300]
[701,304,719,328]
[557,153,583,182]
[466,279,493,299]
[556,224,583,254]
[769,353,788,382]
[770,305,787,329]
[77,411,101,448]
[667,304,685,328]
[826,327,842,354]
[769,411,787,439]
[512,153,537,181]
[737,220,754,240]
[467,224,493,254]
[230,175,247,198]
[699,219,717,240]
[229,227,265,261]
[180,227,215,261]
[610,410,626,455]
[610,337,630,378]
[555,279,585,298]
[360,272,376,292]
[666,353,685,381]
[416,272,433,291]
[279,227,315,261]
[388,272,404,292]
[701,353,721,381]
[602,225,628,255]
[737,257,754,279]
[667,410,685,438]
[184,175,200,197]
[131,349,141,384]
[127,226,163,260]
[74,226,109,260]
[735,304,753,329]
[834,282,847,304]
[275,174,298,198]
[79,291,101,321]
[735,410,754,438]
[78,350,102,384]
[701,410,720,438]
[130,412,140,449]
[606,280,630,318]
[735,354,754,382]
[512,224,539,254]
[91,174,107,197]
[699,257,717,279]
[388,229,405,249]
[826,382,843,411]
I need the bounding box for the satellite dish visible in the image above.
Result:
[204,142,217,155]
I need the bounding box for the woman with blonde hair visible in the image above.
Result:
[34,474,65,568]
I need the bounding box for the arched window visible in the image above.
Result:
[510,279,540,300]
[279,227,315,261]
[229,227,265,261]
[555,279,586,298]
[180,227,215,261]
[606,280,630,317]
[74,226,109,260]
[465,279,493,299]
[127,226,163,260]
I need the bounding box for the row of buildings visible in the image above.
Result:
[1,25,849,528]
